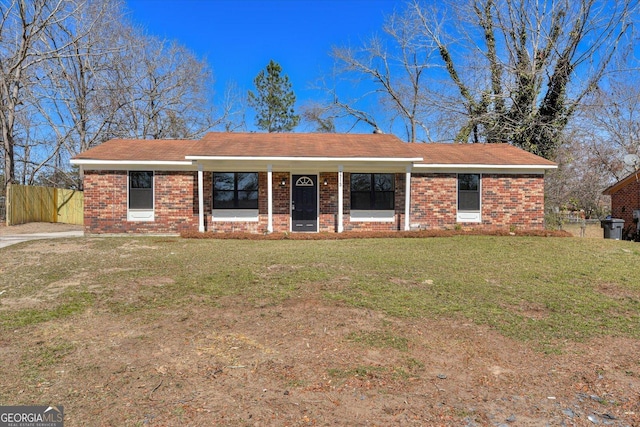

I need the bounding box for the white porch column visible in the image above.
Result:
[267,164,274,233]
[404,166,411,231]
[337,165,344,233]
[198,164,205,232]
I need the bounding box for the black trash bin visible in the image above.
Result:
[601,218,624,240]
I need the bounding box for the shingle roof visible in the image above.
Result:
[410,143,557,166]
[192,132,419,158]
[72,139,199,162]
[71,133,556,168]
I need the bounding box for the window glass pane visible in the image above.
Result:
[374,191,394,210]
[129,189,153,209]
[130,171,152,189]
[237,173,258,191]
[237,191,258,209]
[374,174,394,191]
[351,174,371,191]
[351,192,371,210]
[213,172,259,209]
[214,189,234,203]
[459,174,479,191]
[459,192,480,211]
[214,173,234,190]
[214,195,235,209]
[129,171,153,210]
[458,174,480,211]
[351,173,395,210]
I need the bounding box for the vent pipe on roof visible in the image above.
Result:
[373,128,384,134]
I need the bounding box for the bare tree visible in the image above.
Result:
[24,0,121,187]
[411,0,636,158]
[544,72,640,217]
[110,34,216,140]
[331,6,438,142]
[0,0,88,194]
[578,81,640,181]
[299,102,336,133]
[545,135,613,218]
[215,81,248,132]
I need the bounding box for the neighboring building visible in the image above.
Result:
[603,171,640,237]
[70,132,557,235]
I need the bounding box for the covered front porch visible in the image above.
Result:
[192,158,415,234]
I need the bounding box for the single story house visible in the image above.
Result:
[70,132,557,235]
[603,170,640,236]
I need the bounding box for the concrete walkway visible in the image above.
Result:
[0,231,84,249]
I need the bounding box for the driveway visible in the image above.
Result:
[0,230,84,249]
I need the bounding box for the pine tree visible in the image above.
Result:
[248,60,299,132]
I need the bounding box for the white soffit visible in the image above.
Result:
[413,163,557,172]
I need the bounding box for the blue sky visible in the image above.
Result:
[125,0,402,126]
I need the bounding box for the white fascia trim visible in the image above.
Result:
[413,163,557,170]
[186,156,424,163]
[70,159,192,166]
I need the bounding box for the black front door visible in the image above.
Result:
[292,175,317,232]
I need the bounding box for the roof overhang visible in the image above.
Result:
[413,163,557,174]
[70,159,194,171]
[187,156,422,173]
[70,157,556,174]
[603,170,640,195]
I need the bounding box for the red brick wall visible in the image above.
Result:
[84,170,547,234]
[481,174,545,229]
[84,170,198,234]
[319,172,337,232]
[83,170,127,234]
[409,173,545,230]
[410,173,457,229]
[610,178,640,232]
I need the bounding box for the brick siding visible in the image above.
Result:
[407,173,545,230]
[481,174,545,229]
[84,170,546,234]
[84,170,199,234]
[410,173,457,229]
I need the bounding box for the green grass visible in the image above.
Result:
[346,330,409,352]
[0,290,94,329]
[2,235,640,352]
[20,339,76,383]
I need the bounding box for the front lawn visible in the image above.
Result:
[1,235,639,425]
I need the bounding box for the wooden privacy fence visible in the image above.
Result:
[5,184,83,226]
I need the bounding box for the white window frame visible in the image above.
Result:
[127,170,155,222]
[456,173,481,223]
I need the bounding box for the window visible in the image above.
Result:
[129,171,153,210]
[458,174,480,211]
[213,172,258,209]
[350,173,394,210]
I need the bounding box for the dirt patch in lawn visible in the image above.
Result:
[1,291,639,426]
